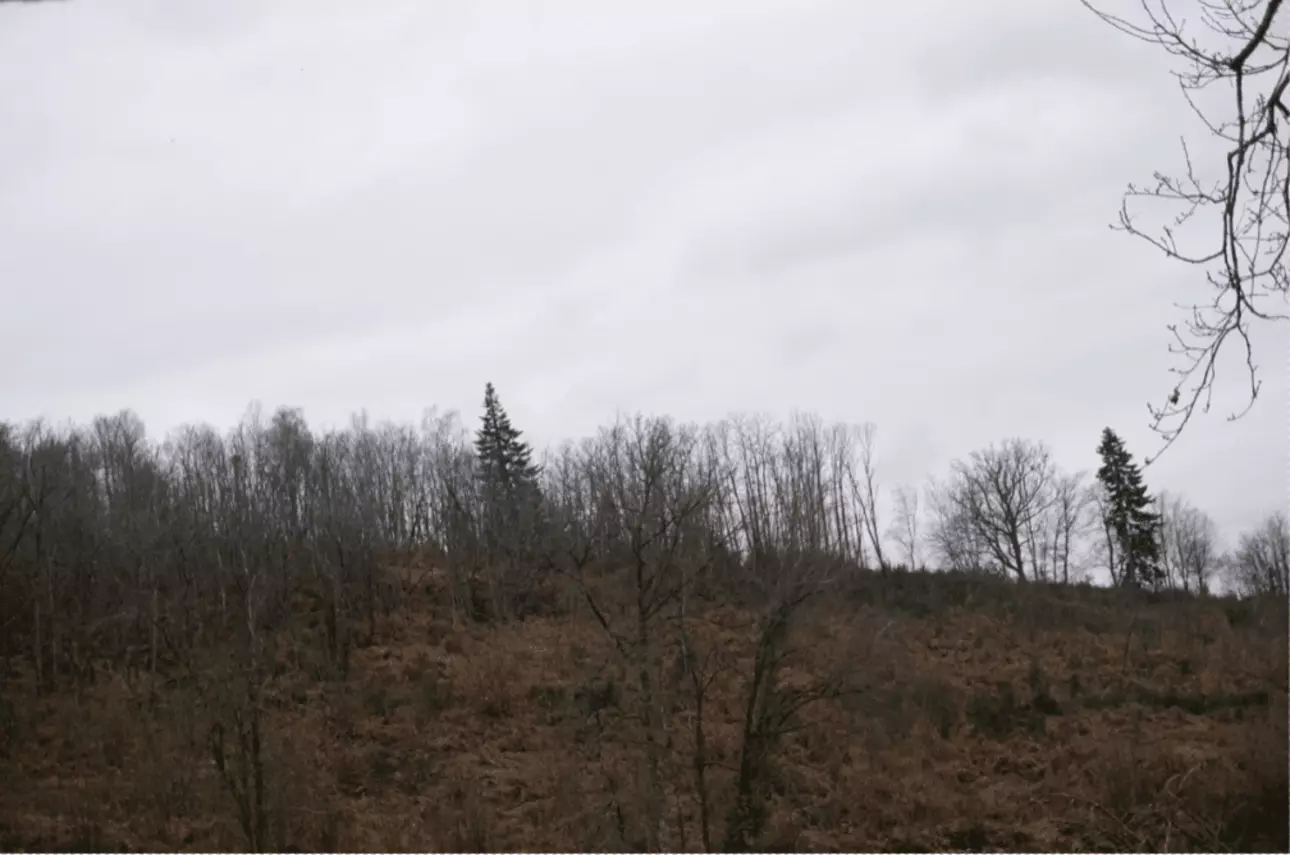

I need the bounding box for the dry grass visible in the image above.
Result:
[1,568,1285,852]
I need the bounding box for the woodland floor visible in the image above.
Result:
[1,567,1287,852]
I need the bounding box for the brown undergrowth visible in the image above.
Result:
[1,568,1286,852]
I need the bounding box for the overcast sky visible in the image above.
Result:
[1,0,1285,550]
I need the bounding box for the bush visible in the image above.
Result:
[414,669,455,720]
[909,678,960,739]
[573,675,620,717]
[965,681,1047,740]
[529,683,571,724]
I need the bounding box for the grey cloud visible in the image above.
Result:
[0,0,1284,551]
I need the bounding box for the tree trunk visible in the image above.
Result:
[636,595,666,852]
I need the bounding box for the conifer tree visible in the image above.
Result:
[474,382,540,493]
[473,383,542,570]
[1095,427,1162,588]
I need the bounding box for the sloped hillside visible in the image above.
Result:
[1,568,1286,852]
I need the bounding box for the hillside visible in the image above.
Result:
[1,567,1285,853]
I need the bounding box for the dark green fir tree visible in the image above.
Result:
[1096,427,1162,588]
[474,382,540,493]
[473,382,543,571]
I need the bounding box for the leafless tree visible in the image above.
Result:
[1082,0,1288,459]
[681,416,854,852]
[540,415,717,851]
[935,439,1057,582]
[1156,492,1220,593]
[1047,472,1098,585]
[1230,510,1290,595]
[850,423,888,572]
[721,557,843,853]
[925,474,991,573]
[420,409,484,622]
[209,449,270,852]
[888,484,921,570]
[1092,483,1126,586]
[705,414,874,584]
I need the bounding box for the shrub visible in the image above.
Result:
[414,669,455,720]
[910,678,960,739]
[965,681,1047,740]
[363,684,402,718]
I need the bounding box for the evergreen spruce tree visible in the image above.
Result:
[474,383,543,569]
[474,382,540,492]
[1095,427,1162,588]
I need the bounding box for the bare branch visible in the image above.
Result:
[1083,0,1289,461]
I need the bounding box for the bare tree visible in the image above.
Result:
[627,413,865,852]
[937,439,1057,582]
[210,451,270,851]
[925,474,991,573]
[542,415,716,851]
[1048,472,1097,585]
[1092,483,1125,586]
[1156,492,1220,593]
[690,417,854,851]
[1082,0,1288,458]
[850,423,888,572]
[888,484,921,570]
[722,559,843,853]
[1230,510,1290,595]
[705,415,876,584]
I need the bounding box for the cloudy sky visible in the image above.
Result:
[1,0,1285,548]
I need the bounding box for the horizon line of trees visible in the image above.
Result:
[1,391,1285,686]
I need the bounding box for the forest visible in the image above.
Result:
[0,388,1286,851]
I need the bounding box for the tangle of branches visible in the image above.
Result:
[1082,0,1288,463]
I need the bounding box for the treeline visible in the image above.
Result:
[0,388,1286,691]
[925,429,1287,597]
